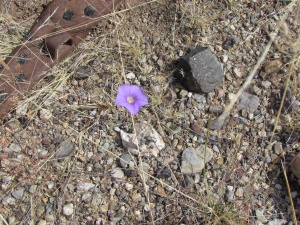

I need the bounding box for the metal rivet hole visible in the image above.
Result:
[84,6,95,16]
[15,74,27,82]
[0,90,8,102]
[63,10,74,20]
[16,53,28,65]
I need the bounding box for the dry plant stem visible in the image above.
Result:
[210,0,297,130]
[281,161,298,225]
[0,214,8,225]
[268,58,295,148]
[131,115,155,225]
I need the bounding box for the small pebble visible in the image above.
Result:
[126,72,136,79]
[255,209,268,223]
[45,214,55,222]
[221,55,228,63]
[63,203,74,216]
[235,187,244,197]
[111,168,124,181]
[55,140,75,159]
[37,220,47,225]
[233,67,242,78]
[12,189,24,200]
[119,154,133,168]
[77,182,95,192]
[39,108,52,121]
[125,183,134,191]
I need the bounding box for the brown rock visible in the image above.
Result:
[260,59,282,79]
[263,59,282,73]
[291,152,300,179]
[191,122,202,134]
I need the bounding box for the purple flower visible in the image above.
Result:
[115,84,148,115]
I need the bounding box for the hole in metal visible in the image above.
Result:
[38,41,51,57]
[18,116,29,128]
[63,10,74,20]
[84,6,95,16]
[23,30,32,41]
[63,39,73,46]
[0,90,8,102]
[15,73,27,82]
[16,53,28,65]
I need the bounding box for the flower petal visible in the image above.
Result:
[135,92,148,106]
[115,84,148,115]
[130,103,141,115]
[115,85,130,106]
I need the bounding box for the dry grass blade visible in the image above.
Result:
[0,214,8,225]
[281,161,298,225]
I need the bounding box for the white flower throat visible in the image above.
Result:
[127,96,134,104]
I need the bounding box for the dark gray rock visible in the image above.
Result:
[222,36,237,50]
[119,154,133,169]
[74,66,92,80]
[156,166,171,179]
[55,140,75,159]
[182,175,195,188]
[174,47,224,94]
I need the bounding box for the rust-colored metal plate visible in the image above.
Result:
[0,0,122,119]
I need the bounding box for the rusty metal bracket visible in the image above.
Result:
[0,0,122,119]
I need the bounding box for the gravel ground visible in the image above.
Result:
[0,0,300,224]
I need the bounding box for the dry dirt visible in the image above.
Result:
[0,0,300,225]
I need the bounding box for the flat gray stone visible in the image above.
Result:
[181,146,213,174]
[273,142,283,155]
[111,168,124,181]
[12,188,24,200]
[255,209,268,223]
[55,140,75,159]
[174,47,224,94]
[120,121,165,157]
[238,92,259,113]
[77,181,95,192]
[119,154,134,169]
[267,219,287,225]
[2,196,15,205]
[74,66,92,80]
[8,143,22,153]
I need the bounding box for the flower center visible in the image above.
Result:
[127,96,135,104]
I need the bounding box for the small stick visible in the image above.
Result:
[0,57,10,70]
[281,161,298,225]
